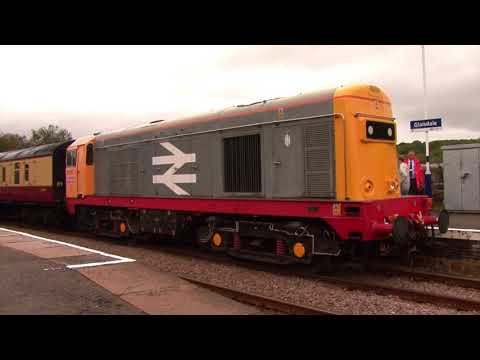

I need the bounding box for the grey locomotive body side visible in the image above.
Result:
[94,89,336,200]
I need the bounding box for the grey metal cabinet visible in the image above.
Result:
[442,144,480,212]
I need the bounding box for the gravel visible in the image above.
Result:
[2,222,479,315]
[342,272,480,302]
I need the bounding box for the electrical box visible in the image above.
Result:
[442,144,480,212]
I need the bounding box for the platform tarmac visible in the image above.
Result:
[431,212,480,241]
[0,227,262,315]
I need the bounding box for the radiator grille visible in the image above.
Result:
[110,162,138,195]
[223,134,261,193]
[304,122,335,198]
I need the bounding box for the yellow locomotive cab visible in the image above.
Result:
[66,135,96,199]
[333,84,400,201]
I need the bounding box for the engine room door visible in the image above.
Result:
[443,150,462,210]
[66,149,78,199]
[271,126,303,198]
[460,148,480,211]
[76,144,86,197]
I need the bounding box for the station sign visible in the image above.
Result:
[410,118,442,132]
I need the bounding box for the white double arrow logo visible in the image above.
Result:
[152,142,196,196]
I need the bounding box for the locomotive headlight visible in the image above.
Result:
[364,180,374,193]
[387,179,399,193]
[367,125,374,136]
[387,127,393,137]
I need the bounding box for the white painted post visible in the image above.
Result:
[421,45,432,196]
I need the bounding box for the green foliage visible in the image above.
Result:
[397,138,480,163]
[0,125,72,152]
[29,125,72,147]
[0,133,28,152]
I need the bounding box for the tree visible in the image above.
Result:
[29,125,72,147]
[0,132,28,152]
[397,138,480,163]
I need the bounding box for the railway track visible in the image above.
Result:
[366,263,480,290]
[180,275,339,315]
[308,274,480,312]
[3,220,480,313]
[141,245,480,312]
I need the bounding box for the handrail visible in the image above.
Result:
[96,113,343,150]
[96,111,349,201]
[354,112,396,121]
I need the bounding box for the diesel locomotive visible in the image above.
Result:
[0,84,449,264]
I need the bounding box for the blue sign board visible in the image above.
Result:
[410,118,442,132]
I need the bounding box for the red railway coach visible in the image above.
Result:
[63,84,449,264]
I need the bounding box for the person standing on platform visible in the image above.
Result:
[404,151,425,195]
[398,155,410,195]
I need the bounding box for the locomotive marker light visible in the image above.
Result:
[152,142,197,196]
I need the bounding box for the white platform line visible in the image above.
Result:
[67,259,135,269]
[0,227,135,268]
[433,226,480,233]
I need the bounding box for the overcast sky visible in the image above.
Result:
[0,45,478,143]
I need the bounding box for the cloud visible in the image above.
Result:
[0,45,479,143]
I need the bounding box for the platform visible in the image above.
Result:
[430,212,480,241]
[446,213,480,230]
[0,227,262,315]
[0,246,143,315]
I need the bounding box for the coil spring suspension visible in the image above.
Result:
[233,232,241,251]
[276,239,285,256]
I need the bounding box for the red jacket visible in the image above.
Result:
[403,157,424,190]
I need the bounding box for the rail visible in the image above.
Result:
[179,275,340,315]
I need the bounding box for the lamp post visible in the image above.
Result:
[421,45,432,197]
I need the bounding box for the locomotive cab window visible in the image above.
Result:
[67,150,77,167]
[86,143,94,165]
[24,164,29,182]
[14,163,20,184]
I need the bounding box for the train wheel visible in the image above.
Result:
[392,216,409,248]
[195,226,211,249]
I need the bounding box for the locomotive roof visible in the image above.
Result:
[93,84,391,148]
[0,141,72,161]
[94,87,337,146]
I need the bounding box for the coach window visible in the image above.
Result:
[14,163,20,184]
[1,167,5,183]
[67,150,77,167]
[86,143,94,165]
[24,164,29,182]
